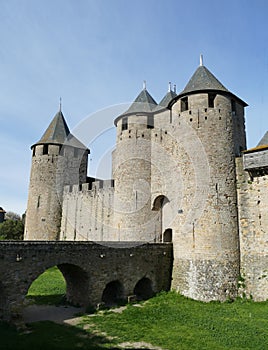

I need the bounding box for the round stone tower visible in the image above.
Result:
[112,84,159,241]
[24,109,89,240]
[168,58,247,301]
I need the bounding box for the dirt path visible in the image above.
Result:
[23,304,85,324]
[23,305,165,349]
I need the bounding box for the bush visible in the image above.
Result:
[0,219,24,240]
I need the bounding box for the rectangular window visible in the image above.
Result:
[181,97,188,112]
[122,117,128,131]
[43,144,48,155]
[231,100,236,115]
[208,93,216,108]
[147,115,154,129]
[74,148,79,158]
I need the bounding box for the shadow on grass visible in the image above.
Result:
[25,294,68,306]
[0,321,145,350]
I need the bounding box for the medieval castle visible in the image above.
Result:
[24,58,268,302]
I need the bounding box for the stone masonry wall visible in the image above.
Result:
[236,157,268,300]
[60,180,116,241]
[24,144,88,240]
[165,93,243,301]
[0,241,173,323]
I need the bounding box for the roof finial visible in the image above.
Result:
[173,84,176,93]
[168,81,171,92]
[200,54,203,66]
[143,80,146,90]
[59,97,62,112]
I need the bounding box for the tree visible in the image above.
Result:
[0,219,24,240]
[5,211,21,221]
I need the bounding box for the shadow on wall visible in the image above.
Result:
[134,277,155,300]
[101,280,124,306]
[101,277,155,307]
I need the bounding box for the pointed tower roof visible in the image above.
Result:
[257,131,268,147]
[244,131,268,153]
[181,65,229,95]
[36,110,70,145]
[32,110,88,150]
[169,59,247,108]
[114,84,157,125]
[155,83,177,112]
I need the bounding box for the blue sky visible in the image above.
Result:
[1,0,268,215]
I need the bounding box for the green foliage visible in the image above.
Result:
[5,211,21,221]
[27,266,66,305]
[0,219,24,240]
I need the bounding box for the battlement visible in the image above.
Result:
[64,179,115,193]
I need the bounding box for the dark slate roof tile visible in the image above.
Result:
[33,110,88,150]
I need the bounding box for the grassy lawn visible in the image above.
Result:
[1,267,267,349]
[26,266,66,305]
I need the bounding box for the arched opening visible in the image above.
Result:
[152,195,170,242]
[58,264,89,306]
[26,264,89,307]
[152,195,169,211]
[26,266,66,305]
[134,277,154,301]
[101,280,124,306]
[163,228,172,242]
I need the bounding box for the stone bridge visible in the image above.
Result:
[0,241,173,323]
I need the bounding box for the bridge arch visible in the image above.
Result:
[25,263,90,307]
[101,280,125,306]
[134,277,154,300]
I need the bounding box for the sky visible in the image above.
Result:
[1,0,268,215]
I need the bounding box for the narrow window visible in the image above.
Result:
[208,93,216,108]
[231,100,236,115]
[181,97,188,112]
[43,144,48,155]
[37,195,41,208]
[122,117,128,131]
[32,147,36,157]
[147,115,154,129]
[74,148,79,158]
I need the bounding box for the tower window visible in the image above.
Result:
[43,144,48,155]
[147,115,154,129]
[231,100,236,115]
[122,117,128,131]
[208,93,216,108]
[37,195,41,208]
[32,147,36,157]
[181,97,188,112]
[74,148,79,158]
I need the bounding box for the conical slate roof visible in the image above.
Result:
[125,88,157,114]
[36,110,70,145]
[32,110,88,150]
[181,65,229,95]
[114,87,157,125]
[169,63,247,108]
[257,131,268,147]
[157,90,177,109]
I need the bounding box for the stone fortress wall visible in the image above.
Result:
[24,59,268,302]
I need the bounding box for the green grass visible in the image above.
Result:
[0,321,113,350]
[78,292,268,350]
[26,266,66,305]
[1,267,268,349]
